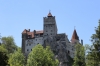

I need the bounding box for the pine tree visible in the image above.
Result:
[86,20,100,66]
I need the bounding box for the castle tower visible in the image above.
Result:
[43,12,58,38]
[70,29,80,58]
[22,29,28,55]
[71,29,79,44]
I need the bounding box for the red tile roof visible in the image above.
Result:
[71,29,79,41]
[22,29,43,38]
[47,12,52,17]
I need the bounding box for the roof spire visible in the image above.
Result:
[74,26,76,29]
[49,10,51,13]
[71,28,79,41]
[47,10,52,17]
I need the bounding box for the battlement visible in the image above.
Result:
[43,16,55,20]
[43,16,56,25]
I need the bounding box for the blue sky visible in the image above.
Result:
[0,0,100,47]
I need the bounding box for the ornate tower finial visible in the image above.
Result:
[47,10,52,17]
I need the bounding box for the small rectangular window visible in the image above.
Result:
[29,44,31,46]
[27,49,29,51]
[26,44,28,46]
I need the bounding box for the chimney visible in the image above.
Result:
[81,39,83,45]
[28,29,30,32]
[34,30,36,34]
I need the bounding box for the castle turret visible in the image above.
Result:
[71,29,79,43]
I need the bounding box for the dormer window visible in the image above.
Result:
[28,35,31,38]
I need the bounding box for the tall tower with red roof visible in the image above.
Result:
[43,12,58,38]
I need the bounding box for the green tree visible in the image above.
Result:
[8,48,25,66]
[0,45,9,66]
[85,44,95,66]
[86,51,97,66]
[73,44,85,66]
[86,20,100,66]
[1,36,18,54]
[27,44,59,66]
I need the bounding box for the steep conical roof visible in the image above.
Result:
[71,29,79,41]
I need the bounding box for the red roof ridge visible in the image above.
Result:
[22,29,43,38]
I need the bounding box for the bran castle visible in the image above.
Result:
[21,12,83,66]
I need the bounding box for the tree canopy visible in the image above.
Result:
[27,44,59,66]
[8,48,25,66]
[86,20,100,66]
[1,36,18,54]
[73,43,85,66]
[0,45,9,66]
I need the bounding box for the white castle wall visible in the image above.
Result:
[25,37,43,56]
